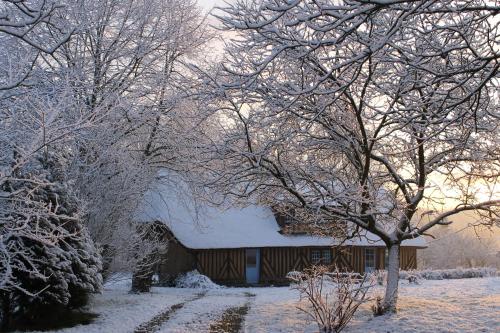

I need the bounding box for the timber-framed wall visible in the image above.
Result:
[190,246,418,285]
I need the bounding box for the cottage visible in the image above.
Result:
[136,181,426,286]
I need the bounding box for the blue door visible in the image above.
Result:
[245,248,260,284]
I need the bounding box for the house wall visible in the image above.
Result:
[260,247,311,284]
[258,246,374,283]
[195,248,246,285]
[164,245,419,285]
[258,246,415,283]
[400,247,417,270]
[371,246,418,271]
[158,240,197,284]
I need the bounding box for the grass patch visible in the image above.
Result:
[209,304,250,333]
[134,303,185,333]
[134,291,207,333]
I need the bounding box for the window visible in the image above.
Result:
[322,249,332,265]
[246,249,257,267]
[311,250,321,264]
[283,214,295,225]
[384,248,389,269]
[311,249,332,265]
[364,248,376,273]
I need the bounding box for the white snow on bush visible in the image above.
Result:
[174,270,222,289]
[400,267,498,280]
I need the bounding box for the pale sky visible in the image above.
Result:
[198,0,231,10]
[198,0,223,9]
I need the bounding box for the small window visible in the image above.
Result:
[311,249,332,265]
[311,250,321,264]
[246,249,257,267]
[322,249,332,265]
[384,248,389,269]
[283,214,295,225]
[364,248,376,273]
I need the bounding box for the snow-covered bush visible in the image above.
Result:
[399,267,497,280]
[370,268,497,287]
[0,154,102,330]
[289,266,372,333]
[407,275,419,284]
[371,296,385,316]
[370,270,387,286]
[174,270,221,289]
[286,271,304,283]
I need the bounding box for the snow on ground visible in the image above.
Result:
[158,289,249,333]
[37,277,499,333]
[243,287,312,332]
[24,276,198,333]
[346,277,500,333]
[243,277,500,333]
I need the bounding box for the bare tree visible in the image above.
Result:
[42,0,211,277]
[193,0,500,313]
[0,0,72,90]
[1,0,210,312]
[130,221,169,293]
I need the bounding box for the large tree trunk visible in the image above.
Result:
[382,244,400,313]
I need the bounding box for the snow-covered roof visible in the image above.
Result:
[135,180,427,249]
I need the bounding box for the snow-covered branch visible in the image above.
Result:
[407,200,500,239]
[193,0,499,313]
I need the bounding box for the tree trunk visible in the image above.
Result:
[131,258,155,293]
[382,244,400,313]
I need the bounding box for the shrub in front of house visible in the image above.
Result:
[400,267,497,280]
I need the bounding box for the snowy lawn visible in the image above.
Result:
[346,277,500,333]
[34,277,499,333]
[244,277,500,333]
[157,289,251,333]
[20,278,199,333]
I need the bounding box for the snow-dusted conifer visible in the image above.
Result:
[0,153,101,329]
